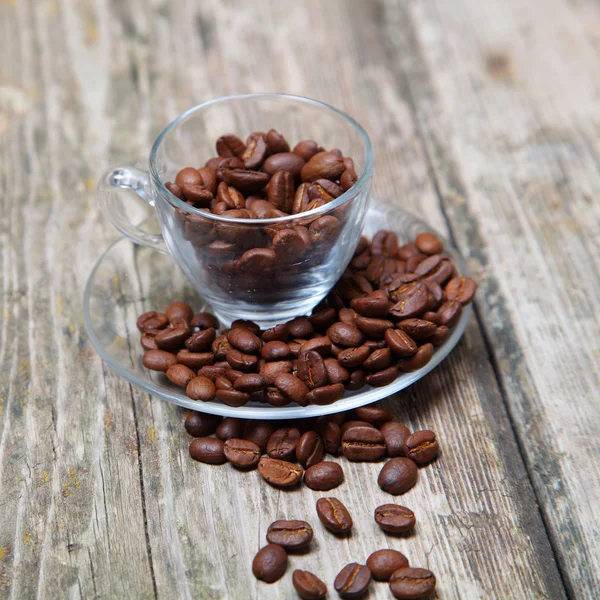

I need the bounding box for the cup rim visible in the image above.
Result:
[149,93,374,225]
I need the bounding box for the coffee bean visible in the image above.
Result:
[243,421,274,453]
[261,360,293,384]
[301,151,345,182]
[296,431,325,468]
[216,417,245,441]
[266,129,290,154]
[293,139,323,161]
[299,337,332,356]
[403,430,439,464]
[315,419,342,454]
[261,324,289,342]
[217,168,270,193]
[378,458,418,495]
[154,325,191,351]
[267,169,295,212]
[198,365,228,381]
[397,344,433,373]
[142,349,178,372]
[415,232,443,255]
[189,437,226,464]
[225,368,244,383]
[175,167,202,187]
[341,420,375,434]
[215,389,249,407]
[304,461,344,490]
[334,563,372,599]
[380,422,411,457]
[365,366,398,387]
[445,276,477,305]
[389,567,436,599]
[309,215,341,244]
[337,345,371,368]
[258,457,303,487]
[252,544,287,583]
[223,438,261,469]
[184,412,221,437]
[308,179,343,201]
[234,373,268,393]
[186,376,216,402]
[272,228,306,263]
[367,549,410,581]
[340,167,357,191]
[362,347,392,371]
[372,231,398,256]
[226,349,258,372]
[140,332,159,351]
[385,328,418,357]
[324,358,349,384]
[435,299,463,327]
[345,369,366,391]
[215,376,232,390]
[388,283,431,319]
[315,497,352,533]
[181,183,213,207]
[191,312,219,329]
[166,364,196,388]
[185,328,216,352]
[242,133,268,168]
[374,503,416,534]
[216,181,245,209]
[267,427,301,460]
[305,383,345,405]
[396,319,437,341]
[327,322,365,348]
[263,152,305,177]
[292,570,327,600]
[338,307,359,324]
[297,350,328,389]
[274,373,309,406]
[350,290,390,318]
[216,134,246,158]
[430,325,450,347]
[356,316,393,339]
[309,307,337,332]
[341,426,386,461]
[266,520,313,550]
[292,182,311,214]
[174,350,213,370]
[405,252,427,273]
[353,406,393,426]
[137,311,169,332]
[284,317,312,339]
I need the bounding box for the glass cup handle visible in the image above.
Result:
[97,166,169,255]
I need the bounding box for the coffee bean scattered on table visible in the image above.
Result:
[292,569,327,600]
[266,520,314,550]
[334,563,372,598]
[366,549,410,581]
[252,543,288,583]
[374,504,417,534]
[389,567,436,599]
[316,497,353,534]
[378,457,419,495]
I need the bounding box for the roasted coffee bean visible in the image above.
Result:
[405,252,427,273]
[435,299,462,327]
[267,427,301,460]
[315,419,342,454]
[267,169,295,212]
[341,420,375,434]
[165,302,193,323]
[425,281,443,309]
[301,151,345,182]
[226,349,258,372]
[274,373,309,406]
[137,311,169,332]
[372,231,398,256]
[258,457,303,487]
[166,181,185,200]
[223,438,261,469]
[286,317,313,339]
[191,312,219,330]
[397,319,436,341]
[365,366,398,387]
[362,347,392,371]
[272,228,306,263]
[166,364,196,388]
[216,181,245,209]
[248,198,280,219]
[242,133,268,169]
[237,247,276,274]
[353,406,393,426]
[337,345,371,368]
[154,325,191,351]
[181,183,213,207]
[388,283,431,319]
[385,328,418,357]
[234,373,268,393]
[415,254,454,286]
[216,134,246,158]
[445,276,477,305]
[184,412,221,437]
[142,349,178,372]
[292,570,327,600]
[252,544,287,583]
[225,368,243,383]
[397,344,433,373]
[140,333,158,351]
[299,337,332,357]
[308,179,343,201]
[175,167,202,187]
[297,350,328,390]
[261,324,289,342]
[309,215,341,243]
[396,242,419,260]
[198,364,228,381]
[403,430,439,464]
[309,307,337,332]
[261,360,293,384]
[186,376,216,401]
[304,461,344,490]
[306,383,345,405]
[288,340,304,358]
[342,426,386,461]
[422,311,442,325]
[367,549,410,581]
[216,389,249,407]
[356,316,393,339]
[374,504,416,534]
[292,182,311,214]
[338,308,359,324]
[345,369,366,391]
[216,417,245,441]
[415,232,443,255]
[340,167,358,191]
[327,322,365,348]
[324,358,349,384]
[261,341,290,361]
[378,458,418,495]
[215,376,232,390]
[389,567,436,599]
[430,325,450,347]
[217,168,270,193]
[381,422,411,457]
[334,563,372,599]
[266,129,290,154]
[315,497,352,533]
[296,431,325,468]
[185,328,216,352]
[243,420,275,453]
[293,139,323,161]
[176,350,214,369]
[266,520,313,550]
[263,152,305,177]
[189,437,226,464]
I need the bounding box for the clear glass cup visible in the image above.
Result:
[97,94,374,328]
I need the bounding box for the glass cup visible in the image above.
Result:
[97,94,373,328]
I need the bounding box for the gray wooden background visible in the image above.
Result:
[1,0,599,598]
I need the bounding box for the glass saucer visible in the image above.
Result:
[83,198,472,419]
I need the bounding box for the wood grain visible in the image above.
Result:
[0,0,595,597]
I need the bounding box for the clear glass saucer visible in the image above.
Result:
[83,198,472,419]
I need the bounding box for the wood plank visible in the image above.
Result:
[0,0,575,597]
[378,0,600,596]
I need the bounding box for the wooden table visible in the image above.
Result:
[1,0,599,598]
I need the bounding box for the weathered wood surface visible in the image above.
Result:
[0,0,597,598]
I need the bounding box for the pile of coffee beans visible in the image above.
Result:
[183,405,438,598]
[137,229,477,407]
